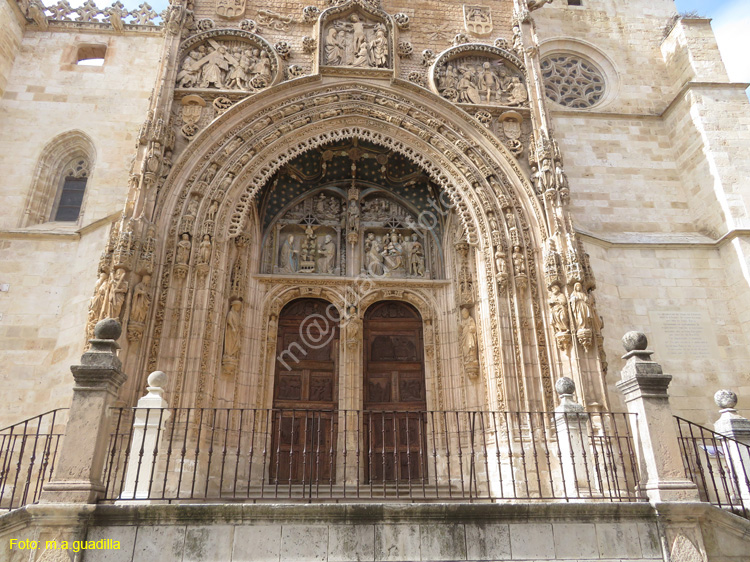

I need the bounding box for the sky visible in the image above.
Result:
[68,0,749,94]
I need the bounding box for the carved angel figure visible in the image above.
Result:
[548,284,570,334]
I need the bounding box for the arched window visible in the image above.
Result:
[20,130,96,227]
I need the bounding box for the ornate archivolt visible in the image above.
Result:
[97,10,608,412]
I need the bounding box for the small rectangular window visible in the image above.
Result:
[54,177,87,221]
[568,0,582,5]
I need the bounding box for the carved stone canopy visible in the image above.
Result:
[176,29,281,94]
[429,44,528,108]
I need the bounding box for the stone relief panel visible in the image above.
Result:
[176,30,280,94]
[320,7,392,70]
[360,195,429,279]
[430,45,528,108]
[215,0,245,19]
[263,191,345,276]
[463,5,492,35]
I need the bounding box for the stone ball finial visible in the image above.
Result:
[94,318,122,341]
[714,389,738,410]
[555,377,576,396]
[147,370,168,389]
[622,331,648,352]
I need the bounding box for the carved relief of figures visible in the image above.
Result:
[222,299,242,376]
[435,54,528,107]
[460,307,480,378]
[569,282,600,351]
[263,189,436,279]
[317,234,336,274]
[463,5,492,35]
[323,14,390,68]
[177,37,276,93]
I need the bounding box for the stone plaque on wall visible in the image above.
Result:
[648,308,721,362]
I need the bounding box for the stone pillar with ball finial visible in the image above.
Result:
[713,389,750,502]
[554,376,597,497]
[118,371,170,502]
[41,318,128,503]
[616,331,699,502]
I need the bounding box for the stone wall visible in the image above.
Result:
[0,21,163,426]
[0,0,23,97]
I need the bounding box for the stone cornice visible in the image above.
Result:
[0,213,119,241]
[576,228,750,251]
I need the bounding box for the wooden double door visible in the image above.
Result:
[271,299,426,484]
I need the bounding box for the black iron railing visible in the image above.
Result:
[676,416,750,518]
[101,408,642,503]
[0,409,68,511]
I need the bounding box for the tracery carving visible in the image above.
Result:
[176,30,279,93]
[540,54,605,109]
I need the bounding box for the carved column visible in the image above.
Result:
[41,319,128,503]
[615,331,699,502]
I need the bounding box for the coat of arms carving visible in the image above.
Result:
[463,5,492,35]
[216,0,245,19]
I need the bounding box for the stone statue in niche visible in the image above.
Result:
[130,274,152,325]
[197,234,212,265]
[569,282,600,351]
[323,14,390,68]
[436,55,527,106]
[222,299,242,375]
[549,283,572,352]
[177,38,274,93]
[463,5,492,35]
[460,307,480,378]
[106,268,129,321]
[176,234,192,266]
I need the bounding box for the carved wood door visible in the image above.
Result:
[271,299,339,485]
[363,301,427,483]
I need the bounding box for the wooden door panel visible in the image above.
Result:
[364,301,427,483]
[271,299,338,484]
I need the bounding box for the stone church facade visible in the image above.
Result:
[1,0,749,428]
[1,0,750,560]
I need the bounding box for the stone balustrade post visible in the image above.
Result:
[554,377,595,498]
[40,319,128,503]
[616,331,699,502]
[118,371,170,501]
[713,389,750,501]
